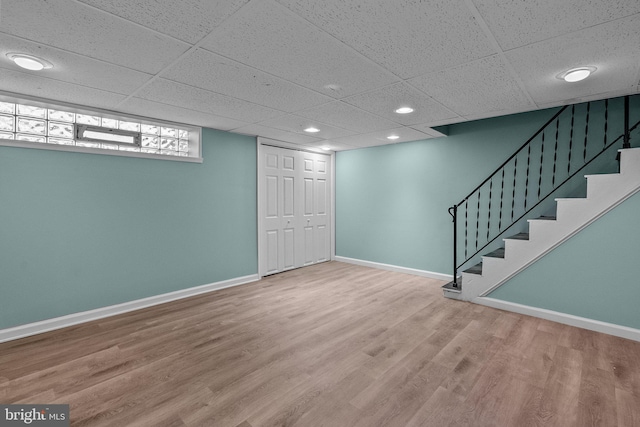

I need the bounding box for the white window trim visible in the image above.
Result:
[0,91,203,163]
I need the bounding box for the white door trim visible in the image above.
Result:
[257,137,335,278]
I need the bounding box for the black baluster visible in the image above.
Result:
[538,130,544,200]
[603,99,608,150]
[552,117,559,187]
[487,177,493,241]
[511,156,517,221]
[583,102,590,162]
[568,105,575,176]
[524,144,531,210]
[476,189,481,251]
[623,95,630,149]
[498,168,505,231]
[464,200,469,259]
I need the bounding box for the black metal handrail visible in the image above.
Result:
[448,95,638,289]
[456,106,568,205]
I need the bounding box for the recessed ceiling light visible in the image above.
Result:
[323,84,341,93]
[7,53,53,71]
[387,135,400,140]
[558,66,596,83]
[321,146,331,151]
[304,127,320,133]
[395,107,414,114]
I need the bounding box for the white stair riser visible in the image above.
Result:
[443,289,463,300]
[503,238,553,263]
[586,174,620,199]
[526,219,560,241]
[503,239,529,255]
[481,256,505,271]
[460,273,483,300]
[555,198,589,222]
[619,148,640,173]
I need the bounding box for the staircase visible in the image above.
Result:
[444,147,640,301]
[443,95,640,302]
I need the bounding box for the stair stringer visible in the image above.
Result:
[459,147,640,302]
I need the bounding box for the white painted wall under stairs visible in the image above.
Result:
[445,147,640,302]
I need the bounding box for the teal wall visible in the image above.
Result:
[0,128,257,329]
[336,107,562,274]
[2,95,637,331]
[489,189,640,329]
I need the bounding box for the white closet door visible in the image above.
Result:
[259,144,331,276]
[261,147,298,275]
[300,150,330,266]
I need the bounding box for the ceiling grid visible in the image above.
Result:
[0,0,637,151]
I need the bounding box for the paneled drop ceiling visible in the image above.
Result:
[1,0,639,151]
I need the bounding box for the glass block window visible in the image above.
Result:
[0,101,193,158]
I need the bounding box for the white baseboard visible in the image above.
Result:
[0,274,260,343]
[334,256,452,281]
[477,297,640,342]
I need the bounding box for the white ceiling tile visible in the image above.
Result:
[0,68,126,110]
[534,88,640,111]
[330,136,398,149]
[332,127,435,147]
[200,0,398,98]
[505,15,640,105]
[343,83,458,126]
[135,78,285,123]
[295,101,399,133]
[118,97,252,130]
[461,105,540,122]
[276,0,496,79]
[475,0,640,50]
[0,34,152,95]
[330,136,392,148]
[301,140,356,151]
[77,0,250,44]
[258,114,355,140]
[409,55,535,116]
[233,124,323,144]
[2,0,189,74]
[161,48,332,112]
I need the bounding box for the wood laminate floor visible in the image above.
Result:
[1,261,640,426]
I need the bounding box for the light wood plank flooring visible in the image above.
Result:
[1,261,640,426]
